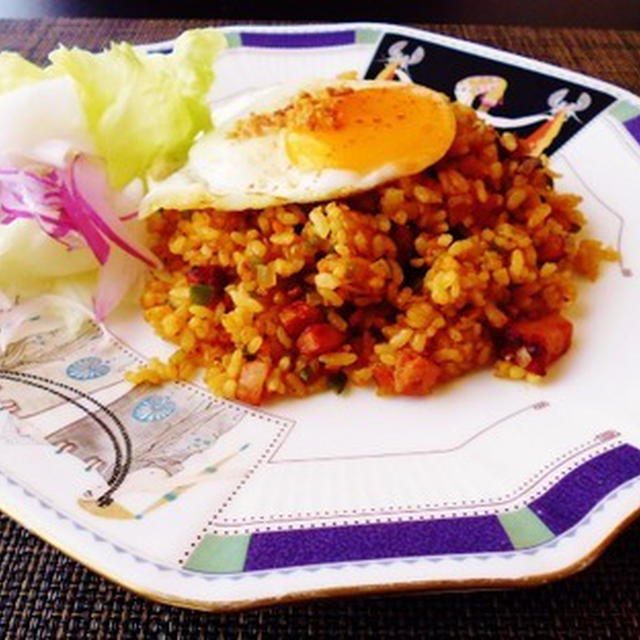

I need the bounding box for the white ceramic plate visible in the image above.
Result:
[1,22,640,611]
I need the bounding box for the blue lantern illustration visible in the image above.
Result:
[66,356,111,381]
[132,395,177,423]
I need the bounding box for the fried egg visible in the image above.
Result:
[140,79,456,215]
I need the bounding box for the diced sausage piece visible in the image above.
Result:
[537,235,565,263]
[236,361,269,405]
[352,330,376,366]
[296,324,345,357]
[391,224,414,265]
[372,363,395,395]
[279,301,324,337]
[186,265,229,291]
[392,351,441,395]
[501,313,573,375]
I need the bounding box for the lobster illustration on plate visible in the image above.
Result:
[454,76,592,155]
[376,39,593,157]
[376,40,425,82]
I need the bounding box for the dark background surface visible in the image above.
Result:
[2,512,640,637]
[0,0,639,29]
[0,12,639,640]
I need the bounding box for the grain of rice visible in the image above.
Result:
[247,336,263,355]
[410,332,428,353]
[319,352,358,368]
[228,349,244,379]
[500,132,518,152]
[276,327,292,349]
[327,310,348,332]
[315,273,340,290]
[389,328,413,349]
[222,379,238,398]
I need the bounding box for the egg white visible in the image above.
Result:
[140,79,441,216]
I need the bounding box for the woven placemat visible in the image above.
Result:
[0,19,637,93]
[0,19,639,638]
[1,513,640,637]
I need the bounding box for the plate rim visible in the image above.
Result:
[3,491,640,612]
[2,20,640,611]
[140,21,640,106]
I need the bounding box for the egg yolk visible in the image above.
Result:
[284,85,456,174]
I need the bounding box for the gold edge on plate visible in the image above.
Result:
[2,492,640,612]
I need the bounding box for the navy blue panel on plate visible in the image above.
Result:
[241,31,355,49]
[365,33,616,155]
[530,445,640,535]
[244,516,512,571]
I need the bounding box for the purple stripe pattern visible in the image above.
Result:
[240,31,355,49]
[624,114,640,145]
[237,445,640,572]
[244,516,512,571]
[530,444,640,535]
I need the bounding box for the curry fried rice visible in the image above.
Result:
[128,103,617,405]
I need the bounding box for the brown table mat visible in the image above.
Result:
[0,18,639,638]
[0,19,637,93]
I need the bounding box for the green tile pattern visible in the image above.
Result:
[184,534,251,573]
[609,100,640,122]
[499,507,555,549]
[356,29,381,44]
[225,33,242,49]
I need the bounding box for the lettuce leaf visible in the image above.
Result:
[0,52,48,93]
[48,28,225,188]
[0,53,92,168]
[0,29,225,319]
